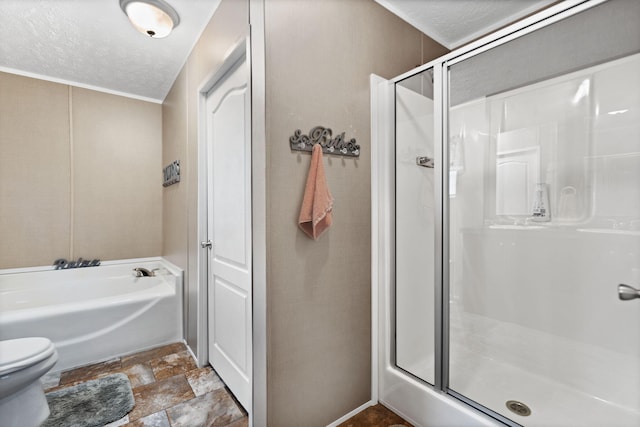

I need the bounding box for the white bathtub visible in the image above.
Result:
[0,258,183,372]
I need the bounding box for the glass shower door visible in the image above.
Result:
[394,69,436,385]
[446,1,640,425]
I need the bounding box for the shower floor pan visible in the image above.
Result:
[400,310,639,426]
[449,350,638,427]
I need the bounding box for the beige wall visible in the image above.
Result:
[162,69,188,271]
[72,88,162,260]
[2,0,447,421]
[0,72,162,269]
[0,73,71,268]
[161,0,249,353]
[159,0,446,422]
[264,0,447,425]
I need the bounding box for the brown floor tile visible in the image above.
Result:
[45,342,239,427]
[124,410,171,427]
[337,403,413,427]
[122,363,156,388]
[121,342,187,368]
[128,375,195,421]
[185,366,225,397]
[58,358,122,385]
[150,350,197,381]
[224,417,249,427]
[105,414,129,426]
[44,381,82,393]
[166,388,245,427]
[41,372,61,391]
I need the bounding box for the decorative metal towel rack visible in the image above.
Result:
[289,126,360,157]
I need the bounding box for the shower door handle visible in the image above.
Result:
[416,156,434,168]
[618,284,640,301]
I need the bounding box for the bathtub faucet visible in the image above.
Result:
[53,258,100,270]
[132,267,158,277]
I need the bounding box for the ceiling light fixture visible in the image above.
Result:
[120,0,180,38]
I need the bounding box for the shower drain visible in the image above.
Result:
[506,400,532,417]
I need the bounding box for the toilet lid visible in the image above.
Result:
[0,337,56,376]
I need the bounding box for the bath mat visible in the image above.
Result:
[43,373,135,427]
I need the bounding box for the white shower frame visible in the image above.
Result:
[371,1,609,426]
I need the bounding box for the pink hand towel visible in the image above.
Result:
[298,144,334,240]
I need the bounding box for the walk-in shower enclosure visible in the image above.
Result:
[372,1,640,425]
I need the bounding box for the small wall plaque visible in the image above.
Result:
[289,126,360,157]
[163,160,180,187]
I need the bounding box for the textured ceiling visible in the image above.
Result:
[0,1,555,103]
[0,0,221,103]
[375,0,555,49]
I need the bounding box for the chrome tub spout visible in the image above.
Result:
[133,267,154,277]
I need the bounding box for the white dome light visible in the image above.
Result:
[120,0,180,39]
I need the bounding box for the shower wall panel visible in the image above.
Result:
[448,49,640,427]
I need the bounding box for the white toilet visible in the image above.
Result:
[0,337,58,427]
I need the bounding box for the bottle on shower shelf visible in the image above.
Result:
[532,183,551,222]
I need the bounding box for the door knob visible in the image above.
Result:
[618,284,640,301]
[200,240,212,249]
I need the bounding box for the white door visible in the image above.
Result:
[205,53,252,412]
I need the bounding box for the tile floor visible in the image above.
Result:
[42,342,412,427]
[338,404,414,427]
[42,342,248,427]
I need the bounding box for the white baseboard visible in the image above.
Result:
[326,400,376,427]
[184,340,201,367]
